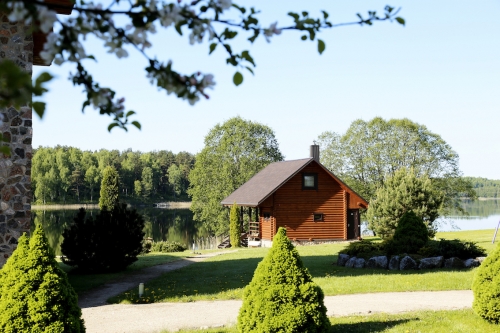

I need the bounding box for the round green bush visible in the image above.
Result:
[386,211,429,255]
[237,227,330,333]
[0,225,85,332]
[472,243,500,323]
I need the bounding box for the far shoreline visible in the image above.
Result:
[31,202,192,210]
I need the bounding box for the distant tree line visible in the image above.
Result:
[32,146,195,204]
[464,177,500,198]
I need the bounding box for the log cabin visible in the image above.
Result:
[221,145,368,247]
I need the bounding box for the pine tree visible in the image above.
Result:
[472,242,500,323]
[237,227,330,332]
[0,225,85,332]
[367,167,443,238]
[99,165,120,210]
[230,203,241,248]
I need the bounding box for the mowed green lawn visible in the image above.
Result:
[109,229,498,304]
[169,309,500,333]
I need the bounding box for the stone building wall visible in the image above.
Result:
[0,13,33,267]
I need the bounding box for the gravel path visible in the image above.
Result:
[78,251,473,332]
[78,251,238,308]
[82,290,473,333]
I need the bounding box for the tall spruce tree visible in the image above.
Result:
[0,225,85,332]
[237,228,330,332]
[230,203,241,248]
[99,165,120,210]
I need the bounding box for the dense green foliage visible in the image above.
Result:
[99,166,120,210]
[61,204,145,272]
[230,203,241,248]
[0,226,85,332]
[472,243,500,323]
[465,177,500,198]
[317,117,476,213]
[339,240,385,259]
[32,146,194,204]
[418,239,486,259]
[367,168,444,238]
[385,211,429,255]
[189,117,283,235]
[237,228,330,333]
[149,241,187,253]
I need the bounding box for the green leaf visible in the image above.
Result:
[233,72,243,86]
[241,50,255,66]
[395,17,405,26]
[32,102,46,118]
[108,123,119,132]
[318,39,326,55]
[35,72,54,84]
[131,121,142,130]
[322,10,329,19]
[245,66,254,75]
[209,43,217,55]
[301,35,307,41]
[126,110,136,117]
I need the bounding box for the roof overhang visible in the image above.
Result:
[33,0,74,66]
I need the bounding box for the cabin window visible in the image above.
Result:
[302,173,318,190]
[263,212,271,220]
[313,213,324,222]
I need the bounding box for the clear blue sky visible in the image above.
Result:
[32,1,500,179]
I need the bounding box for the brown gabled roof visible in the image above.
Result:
[221,158,368,207]
[221,158,312,206]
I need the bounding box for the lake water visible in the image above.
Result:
[437,199,500,231]
[32,199,500,255]
[31,207,220,255]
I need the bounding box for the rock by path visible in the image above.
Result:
[81,290,473,333]
[78,251,238,308]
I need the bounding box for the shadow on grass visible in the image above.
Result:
[330,318,413,333]
[61,252,186,295]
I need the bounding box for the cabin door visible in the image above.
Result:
[347,210,359,239]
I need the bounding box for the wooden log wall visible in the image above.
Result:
[260,216,276,240]
[263,163,346,240]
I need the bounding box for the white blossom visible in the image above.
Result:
[53,55,64,66]
[264,22,282,42]
[158,4,183,27]
[149,0,158,11]
[201,74,215,89]
[7,1,29,23]
[39,32,60,65]
[37,6,57,33]
[216,0,232,11]
[188,24,208,45]
[114,48,128,59]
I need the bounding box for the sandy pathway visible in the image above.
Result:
[81,290,473,332]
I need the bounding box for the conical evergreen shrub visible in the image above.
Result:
[237,227,330,333]
[0,225,85,332]
[472,242,500,323]
[230,203,241,248]
[386,211,429,255]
